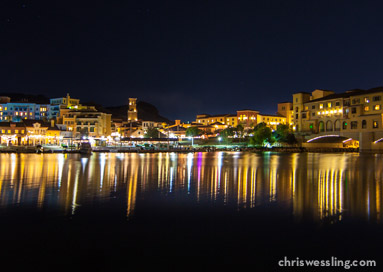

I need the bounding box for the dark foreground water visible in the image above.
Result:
[0,152,382,270]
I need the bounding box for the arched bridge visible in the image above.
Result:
[304,131,383,152]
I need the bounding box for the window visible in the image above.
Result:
[364,106,369,111]
[373,96,381,102]
[295,114,298,119]
[351,121,358,129]
[15,130,18,133]
[319,104,323,109]
[351,107,357,114]
[302,113,307,119]
[327,102,332,108]
[374,105,381,111]
[90,127,95,132]
[312,105,315,109]
[362,120,367,129]
[295,107,299,112]
[335,102,340,106]
[364,97,370,103]
[282,106,286,110]
[304,106,308,110]
[373,121,379,128]
[312,112,315,117]
[352,98,360,104]
[7,130,11,134]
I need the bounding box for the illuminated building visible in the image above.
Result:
[277,102,294,126]
[237,109,259,128]
[62,110,112,138]
[0,96,50,122]
[0,122,27,145]
[127,98,138,121]
[293,88,383,134]
[256,114,287,130]
[195,114,238,127]
[23,119,61,145]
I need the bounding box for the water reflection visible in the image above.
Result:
[0,152,382,223]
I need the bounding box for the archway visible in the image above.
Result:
[318,121,324,132]
[326,120,333,131]
[334,120,340,131]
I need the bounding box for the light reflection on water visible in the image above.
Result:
[0,152,382,223]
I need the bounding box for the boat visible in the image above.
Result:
[79,142,92,154]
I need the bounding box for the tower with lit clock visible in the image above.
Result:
[127,98,137,122]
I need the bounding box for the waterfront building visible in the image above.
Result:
[292,88,383,134]
[23,120,61,145]
[194,109,287,132]
[195,114,238,127]
[277,102,294,126]
[51,93,97,123]
[62,109,112,138]
[292,87,383,151]
[256,113,287,130]
[237,109,259,128]
[0,122,27,145]
[0,96,50,122]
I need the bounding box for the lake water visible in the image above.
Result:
[0,152,382,270]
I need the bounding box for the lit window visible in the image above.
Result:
[364,106,370,111]
[373,121,379,128]
[7,130,11,134]
[319,104,323,109]
[327,102,332,108]
[364,97,370,103]
[15,130,18,133]
[374,105,381,110]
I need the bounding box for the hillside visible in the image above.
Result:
[0,93,171,122]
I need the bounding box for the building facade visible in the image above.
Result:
[128,98,138,122]
[62,110,112,138]
[293,88,383,134]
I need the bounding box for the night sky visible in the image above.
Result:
[1,0,383,121]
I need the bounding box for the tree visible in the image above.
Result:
[249,125,274,147]
[144,127,159,138]
[186,126,202,146]
[186,127,202,137]
[235,124,244,140]
[273,124,297,145]
[219,127,235,143]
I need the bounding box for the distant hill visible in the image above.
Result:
[0,92,50,104]
[83,101,172,123]
[0,93,172,123]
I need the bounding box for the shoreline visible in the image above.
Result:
[0,146,361,154]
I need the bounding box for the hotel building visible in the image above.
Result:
[293,88,383,134]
